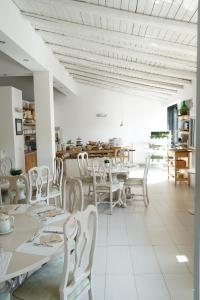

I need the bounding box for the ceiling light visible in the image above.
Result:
[176,255,188,263]
[23,58,29,62]
[0,41,6,44]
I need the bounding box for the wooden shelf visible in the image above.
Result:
[167,149,191,186]
[23,123,35,127]
[23,107,35,111]
[178,115,190,120]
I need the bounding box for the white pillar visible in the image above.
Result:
[33,72,55,172]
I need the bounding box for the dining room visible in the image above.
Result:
[0,0,199,300]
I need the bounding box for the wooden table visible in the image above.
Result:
[0,205,69,282]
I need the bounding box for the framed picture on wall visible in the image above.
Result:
[15,118,23,135]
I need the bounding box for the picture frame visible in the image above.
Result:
[15,118,23,135]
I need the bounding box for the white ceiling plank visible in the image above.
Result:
[151,0,163,17]
[135,0,146,14]
[167,1,184,19]
[106,0,114,8]
[190,10,198,23]
[159,1,173,18]
[113,0,121,9]
[99,0,106,6]
[120,0,130,11]
[18,0,197,33]
[175,0,197,22]
[128,0,137,12]
[24,12,197,57]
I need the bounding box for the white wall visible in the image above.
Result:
[0,86,25,170]
[54,83,168,160]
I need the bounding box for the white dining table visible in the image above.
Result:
[87,163,138,183]
[0,204,70,284]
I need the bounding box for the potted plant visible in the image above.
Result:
[10,169,22,176]
[104,159,110,167]
[180,101,189,116]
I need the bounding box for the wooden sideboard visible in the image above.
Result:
[25,151,37,172]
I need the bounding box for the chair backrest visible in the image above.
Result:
[28,166,50,204]
[53,157,63,190]
[0,157,12,176]
[0,175,29,204]
[63,177,84,212]
[60,205,97,299]
[114,149,130,165]
[92,162,112,187]
[77,152,89,177]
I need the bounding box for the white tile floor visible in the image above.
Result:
[83,167,194,300]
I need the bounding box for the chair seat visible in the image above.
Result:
[81,176,93,183]
[124,178,144,186]
[14,253,90,300]
[96,181,123,193]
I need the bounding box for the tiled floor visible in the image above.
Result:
[83,167,194,300]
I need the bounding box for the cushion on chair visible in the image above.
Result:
[81,176,93,183]
[14,253,90,300]
[124,178,144,186]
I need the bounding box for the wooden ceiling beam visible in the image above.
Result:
[64,64,183,91]
[61,58,192,86]
[53,49,196,80]
[72,73,177,95]
[75,77,172,102]
[40,32,196,70]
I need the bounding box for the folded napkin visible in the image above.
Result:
[0,251,12,282]
[40,234,62,244]
[0,206,9,214]
[42,209,64,218]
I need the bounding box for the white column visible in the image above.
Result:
[33,71,55,171]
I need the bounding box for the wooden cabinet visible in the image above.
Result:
[167,149,191,186]
[25,151,37,172]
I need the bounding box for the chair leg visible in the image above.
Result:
[110,190,113,215]
[88,287,93,300]
[145,183,149,205]
[143,184,148,207]
[94,191,98,207]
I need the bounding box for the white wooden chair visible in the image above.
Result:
[28,166,50,205]
[0,157,12,176]
[14,205,98,300]
[92,163,123,214]
[49,157,64,207]
[77,152,93,196]
[123,157,150,207]
[0,157,12,203]
[63,177,84,213]
[0,175,29,204]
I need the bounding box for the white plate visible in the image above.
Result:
[0,227,14,235]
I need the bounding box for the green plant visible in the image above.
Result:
[10,169,22,176]
[180,101,189,116]
[150,131,169,139]
[104,159,110,164]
